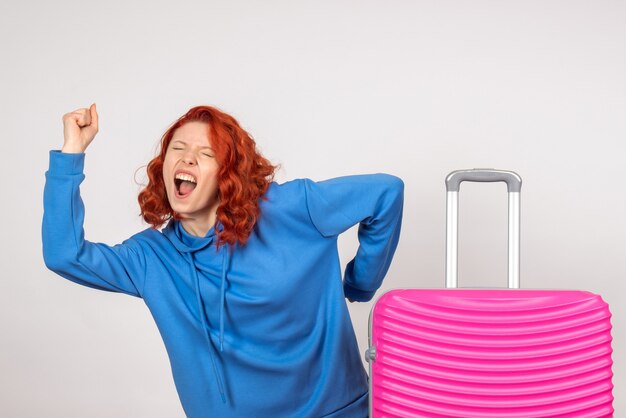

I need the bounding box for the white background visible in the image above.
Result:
[1,1,624,416]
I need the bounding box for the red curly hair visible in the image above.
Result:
[138,105,277,247]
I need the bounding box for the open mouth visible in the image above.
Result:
[174,173,197,198]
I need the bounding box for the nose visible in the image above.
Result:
[182,151,197,165]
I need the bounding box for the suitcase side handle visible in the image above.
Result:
[445,169,522,289]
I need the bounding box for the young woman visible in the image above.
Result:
[42,103,404,417]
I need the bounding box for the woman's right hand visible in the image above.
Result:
[62,103,99,153]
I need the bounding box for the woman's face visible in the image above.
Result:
[162,121,220,225]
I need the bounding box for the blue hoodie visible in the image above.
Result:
[42,150,403,418]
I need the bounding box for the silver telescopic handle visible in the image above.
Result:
[445,169,522,289]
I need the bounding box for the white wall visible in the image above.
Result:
[1,1,624,416]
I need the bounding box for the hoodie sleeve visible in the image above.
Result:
[303,174,404,302]
[42,150,146,298]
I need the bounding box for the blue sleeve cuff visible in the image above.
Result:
[343,281,377,302]
[48,150,85,175]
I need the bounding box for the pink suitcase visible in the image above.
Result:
[366,169,614,417]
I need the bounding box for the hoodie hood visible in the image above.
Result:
[163,219,230,403]
[163,218,216,252]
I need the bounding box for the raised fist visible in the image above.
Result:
[62,103,99,153]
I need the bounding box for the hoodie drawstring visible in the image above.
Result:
[219,249,228,352]
[187,251,227,404]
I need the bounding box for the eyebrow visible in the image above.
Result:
[171,140,213,150]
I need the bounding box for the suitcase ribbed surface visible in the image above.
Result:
[370,289,614,417]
